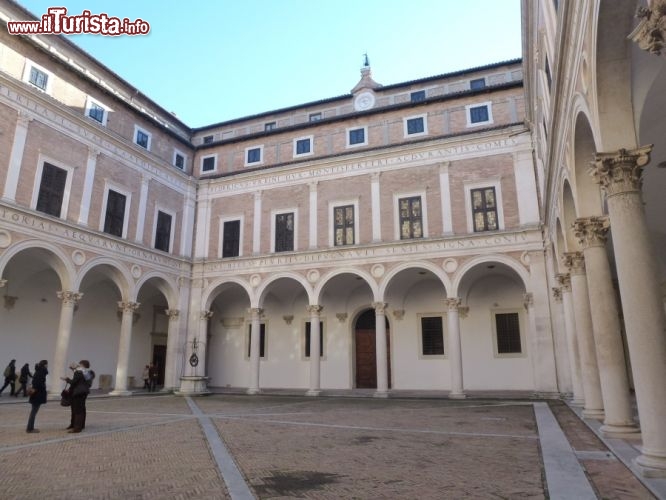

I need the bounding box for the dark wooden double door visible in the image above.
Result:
[355,309,391,389]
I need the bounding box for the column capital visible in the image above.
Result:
[0,279,6,288]
[562,252,586,275]
[552,287,563,303]
[117,301,140,313]
[629,2,666,55]
[16,111,33,128]
[372,302,388,314]
[573,216,610,248]
[370,171,381,182]
[248,307,264,318]
[523,292,534,310]
[165,309,179,320]
[308,180,318,192]
[445,297,461,311]
[555,273,571,291]
[57,290,83,305]
[87,147,101,160]
[307,305,323,314]
[458,306,469,319]
[200,310,213,321]
[589,145,653,196]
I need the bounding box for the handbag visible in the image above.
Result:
[60,385,71,407]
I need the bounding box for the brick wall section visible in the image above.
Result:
[208,194,255,257]
[317,175,373,246]
[0,103,18,188]
[259,185,309,253]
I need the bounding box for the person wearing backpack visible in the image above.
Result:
[61,360,94,433]
[14,363,33,397]
[0,359,17,396]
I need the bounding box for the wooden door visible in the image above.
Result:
[152,345,166,386]
[355,329,377,388]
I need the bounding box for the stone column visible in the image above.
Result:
[247,308,263,394]
[373,302,389,397]
[445,298,465,399]
[111,301,140,396]
[591,146,666,475]
[306,305,323,396]
[162,309,180,391]
[563,252,604,418]
[556,274,585,405]
[2,112,32,202]
[194,310,213,377]
[573,216,638,436]
[50,291,83,396]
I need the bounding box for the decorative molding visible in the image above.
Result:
[336,312,348,323]
[306,305,323,315]
[445,297,461,311]
[590,145,653,196]
[116,301,140,323]
[552,287,562,303]
[573,216,610,248]
[282,315,294,325]
[458,306,469,319]
[165,309,179,320]
[392,309,405,320]
[555,273,571,292]
[200,310,214,321]
[372,302,388,314]
[523,292,534,310]
[248,307,264,318]
[628,2,666,55]
[562,252,585,276]
[57,290,83,306]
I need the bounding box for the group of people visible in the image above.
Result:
[1,359,34,397]
[2,358,95,434]
[142,363,159,392]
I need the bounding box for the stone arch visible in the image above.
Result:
[0,239,75,291]
[202,277,254,311]
[378,261,452,300]
[134,272,179,309]
[314,267,378,304]
[572,111,603,217]
[561,179,579,251]
[451,254,529,298]
[74,257,133,301]
[256,272,314,307]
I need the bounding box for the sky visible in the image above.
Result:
[19,1,522,128]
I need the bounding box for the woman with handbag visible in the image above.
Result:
[26,360,48,433]
[62,360,94,433]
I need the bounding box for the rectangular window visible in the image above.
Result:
[154,211,172,252]
[135,128,150,149]
[334,205,355,246]
[248,323,266,358]
[246,147,262,164]
[295,138,311,155]
[399,196,423,239]
[471,187,498,232]
[36,163,67,217]
[88,102,105,123]
[275,212,294,252]
[29,66,48,90]
[470,78,486,90]
[495,312,522,354]
[410,90,426,102]
[348,128,365,145]
[265,122,276,131]
[309,112,322,122]
[406,117,425,135]
[174,153,185,170]
[201,155,216,172]
[305,321,324,358]
[103,190,127,237]
[421,316,444,355]
[469,105,489,124]
[203,135,214,144]
[222,220,241,258]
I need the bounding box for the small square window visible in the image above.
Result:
[174,153,185,170]
[265,122,276,131]
[29,67,48,90]
[294,136,313,157]
[88,103,105,123]
[203,135,214,144]
[246,147,262,164]
[406,117,425,135]
[201,156,216,172]
[134,128,151,150]
[469,105,489,124]
[470,78,486,90]
[348,128,365,146]
[309,113,322,122]
[410,90,426,102]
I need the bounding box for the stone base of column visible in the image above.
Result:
[246,387,261,395]
[600,423,640,439]
[109,390,133,397]
[373,390,389,398]
[305,389,321,397]
[582,408,605,419]
[175,376,210,396]
[635,453,666,478]
[448,392,466,399]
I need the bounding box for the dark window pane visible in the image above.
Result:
[398,196,423,240]
[496,313,521,354]
[248,324,266,358]
[154,211,172,252]
[470,78,486,90]
[222,220,240,258]
[88,103,104,123]
[175,154,185,169]
[247,148,261,163]
[275,212,294,252]
[333,205,354,246]
[349,128,365,145]
[30,67,48,90]
[471,187,498,232]
[103,190,126,237]
[36,163,67,217]
[202,156,215,172]
[305,321,324,357]
[410,90,426,102]
[296,138,311,155]
[470,105,489,123]
[407,117,425,134]
[265,122,276,131]
[136,130,149,148]
[203,135,214,144]
[421,317,444,355]
[309,113,322,122]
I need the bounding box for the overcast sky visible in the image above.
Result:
[19,0,522,127]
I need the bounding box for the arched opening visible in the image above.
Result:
[353,308,390,389]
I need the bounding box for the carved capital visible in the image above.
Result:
[282,315,294,325]
[248,307,264,318]
[336,312,348,323]
[0,279,7,288]
[556,273,571,292]
[562,252,585,276]
[628,2,666,56]
[589,145,653,196]
[445,297,461,311]
[200,310,213,321]
[523,293,534,310]
[306,305,323,315]
[57,291,83,306]
[87,147,101,160]
[458,306,469,319]
[118,301,140,313]
[372,302,388,314]
[392,309,405,320]
[165,309,179,320]
[573,216,610,248]
[552,288,563,303]
[16,111,33,128]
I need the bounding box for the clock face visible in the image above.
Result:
[354,92,375,111]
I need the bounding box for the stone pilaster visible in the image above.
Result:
[591,146,666,475]
[445,298,465,399]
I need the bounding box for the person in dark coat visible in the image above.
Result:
[148,363,158,392]
[63,360,94,433]
[26,360,48,433]
[14,363,33,397]
[0,359,17,396]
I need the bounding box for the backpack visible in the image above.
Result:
[3,366,10,378]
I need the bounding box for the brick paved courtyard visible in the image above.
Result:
[0,394,658,499]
